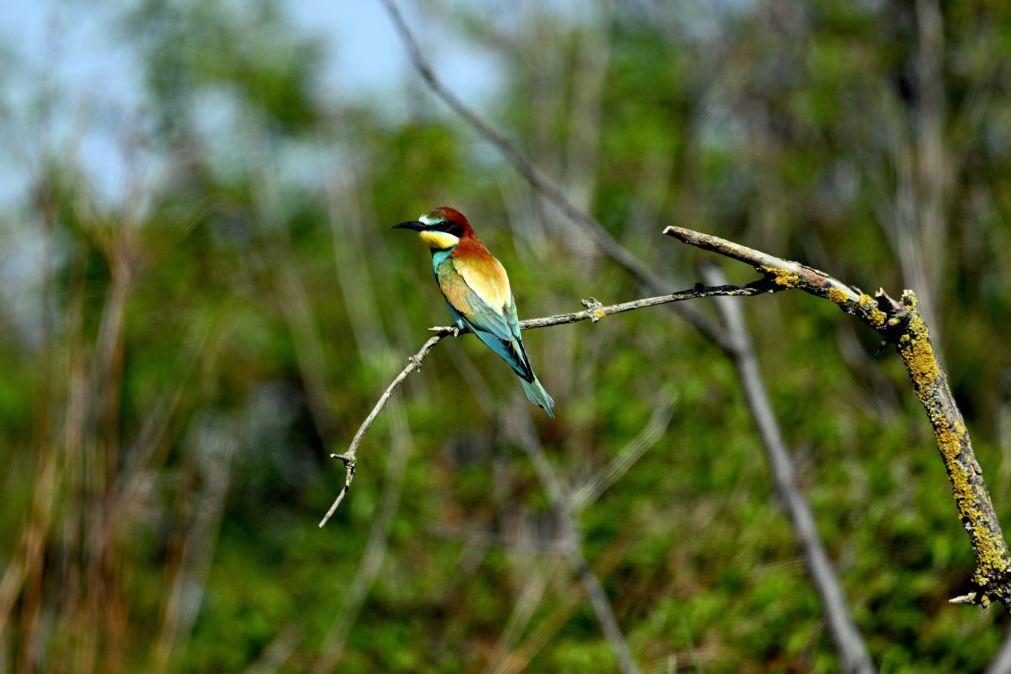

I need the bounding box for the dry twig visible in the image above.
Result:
[319,283,757,527]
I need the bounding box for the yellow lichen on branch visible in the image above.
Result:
[826,288,848,305]
[933,414,1010,605]
[896,313,941,394]
[868,308,887,329]
[664,225,1011,609]
[849,293,887,328]
[760,265,801,288]
[893,293,1011,605]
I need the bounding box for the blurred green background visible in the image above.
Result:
[2,1,1011,672]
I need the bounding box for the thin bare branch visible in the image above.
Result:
[318,332,444,527]
[319,282,759,527]
[314,406,413,671]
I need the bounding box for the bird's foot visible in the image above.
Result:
[580,297,606,322]
[428,325,465,337]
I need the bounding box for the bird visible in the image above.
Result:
[394,206,555,417]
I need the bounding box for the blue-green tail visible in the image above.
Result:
[521,376,555,418]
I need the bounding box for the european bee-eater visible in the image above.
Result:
[394,206,555,417]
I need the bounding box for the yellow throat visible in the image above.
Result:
[419,230,460,250]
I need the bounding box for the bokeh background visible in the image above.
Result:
[2,1,1011,672]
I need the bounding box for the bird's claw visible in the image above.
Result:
[427,326,464,337]
[580,297,606,322]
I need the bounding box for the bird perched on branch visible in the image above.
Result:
[394,206,555,417]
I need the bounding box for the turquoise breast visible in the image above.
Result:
[430,248,454,275]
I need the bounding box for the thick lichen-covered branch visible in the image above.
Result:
[893,293,1011,607]
[664,225,1011,609]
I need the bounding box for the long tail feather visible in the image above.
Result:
[521,376,555,418]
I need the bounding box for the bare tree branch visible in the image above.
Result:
[666,225,1011,610]
[318,332,442,527]
[318,282,759,527]
[702,264,874,674]
[327,222,1004,674]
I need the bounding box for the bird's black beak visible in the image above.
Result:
[393,220,425,231]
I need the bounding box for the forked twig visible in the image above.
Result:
[319,283,759,527]
[319,333,443,526]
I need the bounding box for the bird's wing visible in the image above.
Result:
[452,253,512,315]
[437,257,533,381]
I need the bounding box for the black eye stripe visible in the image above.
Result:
[430,220,464,237]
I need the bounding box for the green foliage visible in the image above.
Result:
[3,0,1011,672]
